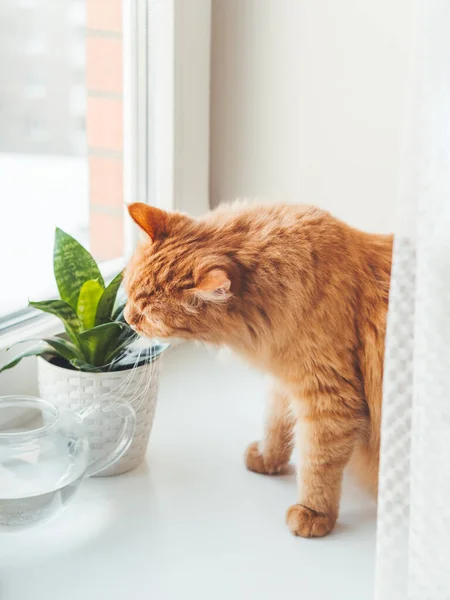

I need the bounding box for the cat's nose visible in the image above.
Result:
[124,304,140,329]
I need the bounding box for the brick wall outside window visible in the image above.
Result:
[86,0,124,261]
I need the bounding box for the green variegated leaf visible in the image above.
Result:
[70,359,102,372]
[107,342,169,371]
[112,302,126,323]
[77,279,104,329]
[0,346,52,373]
[42,337,85,362]
[29,300,82,343]
[78,322,129,367]
[54,228,104,310]
[7,336,83,363]
[103,331,138,367]
[95,271,124,326]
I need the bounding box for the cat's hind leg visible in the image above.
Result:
[245,382,295,475]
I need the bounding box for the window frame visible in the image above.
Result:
[0,0,212,348]
[147,0,211,216]
[0,0,147,343]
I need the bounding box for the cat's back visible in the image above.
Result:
[208,200,327,230]
[206,201,343,257]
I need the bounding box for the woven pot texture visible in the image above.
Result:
[37,356,160,476]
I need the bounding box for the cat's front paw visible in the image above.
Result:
[286,504,335,538]
[244,441,285,475]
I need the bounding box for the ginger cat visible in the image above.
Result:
[124,201,392,538]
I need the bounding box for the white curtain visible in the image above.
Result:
[375,0,450,598]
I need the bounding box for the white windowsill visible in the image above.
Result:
[1,343,376,599]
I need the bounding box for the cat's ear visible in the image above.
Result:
[128,203,168,242]
[195,268,231,302]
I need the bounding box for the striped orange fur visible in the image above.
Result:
[125,202,392,537]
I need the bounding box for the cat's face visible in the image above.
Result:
[124,203,235,343]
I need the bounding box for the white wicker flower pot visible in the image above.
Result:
[37,355,161,476]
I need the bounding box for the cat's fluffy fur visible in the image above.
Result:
[124,201,392,538]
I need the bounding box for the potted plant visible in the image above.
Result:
[0,228,168,475]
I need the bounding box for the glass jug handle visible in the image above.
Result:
[78,404,136,477]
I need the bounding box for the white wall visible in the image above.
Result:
[210,0,415,233]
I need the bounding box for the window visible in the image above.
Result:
[67,1,86,26]
[26,115,49,140]
[69,38,86,69]
[24,38,46,55]
[24,83,47,99]
[0,0,137,323]
[69,84,87,114]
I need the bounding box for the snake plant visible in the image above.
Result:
[0,228,138,373]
